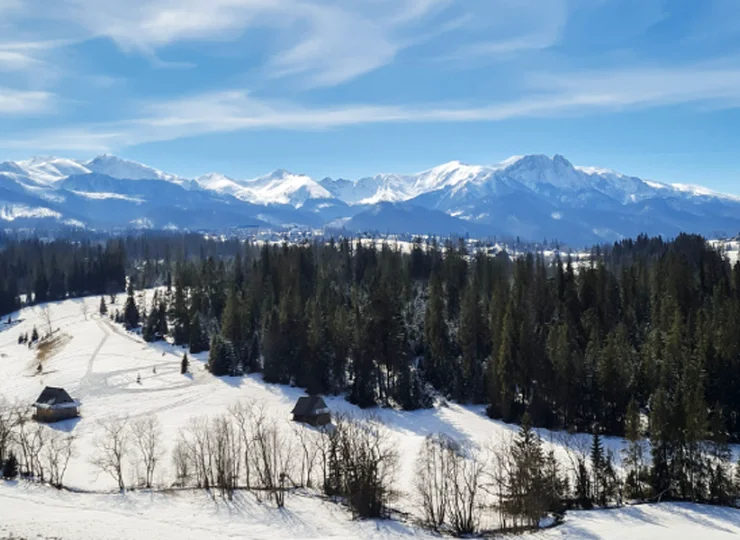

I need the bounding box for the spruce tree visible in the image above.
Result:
[496,300,518,423]
[423,272,449,392]
[188,313,209,354]
[99,296,107,315]
[623,398,644,499]
[123,282,140,330]
[181,352,189,374]
[590,428,605,505]
[3,452,18,479]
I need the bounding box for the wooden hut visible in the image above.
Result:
[33,386,80,423]
[291,395,330,427]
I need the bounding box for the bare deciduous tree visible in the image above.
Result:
[291,422,321,488]
[45,431,76,488]
[448,445,483,536]
[91,417,129,490]
[252,416,294,508]
[130,416,163,488]
[0,400,21,465]
[212,414,242,500]
[229,401,257,489]
[415,433,456,530]
[171,436,192,487]
[40,305,53,337]
[15,412,47,480]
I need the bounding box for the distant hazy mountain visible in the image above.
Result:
[1,153,739,245]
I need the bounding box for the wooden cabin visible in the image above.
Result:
[291,395,331,427]
[33,386,80,423]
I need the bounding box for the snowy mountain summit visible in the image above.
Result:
[1,153,739,245]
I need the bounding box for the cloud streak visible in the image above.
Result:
[0,87,53,114]
[6,60,740,151]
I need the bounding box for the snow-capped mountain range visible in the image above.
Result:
[1,153,739,245]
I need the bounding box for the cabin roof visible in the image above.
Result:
[34,386,76,408]
[291,395,328,416]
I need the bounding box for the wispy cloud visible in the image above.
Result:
[7,59,740,150]
[0,50,40,71]
[3,0,458,87]
[0,87,53,114]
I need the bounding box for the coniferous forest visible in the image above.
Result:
[3,231,740,506]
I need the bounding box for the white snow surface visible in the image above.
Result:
[241,169,333,206]
[0,204,61,221]
[85,154,186,185]
[521,503,740,539]
[2,293,740,538]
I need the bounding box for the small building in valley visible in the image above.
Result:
[33,386,80,423]
[291,395,331,427]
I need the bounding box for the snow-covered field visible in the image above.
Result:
[2,483,740,540]
[2,293,740,538]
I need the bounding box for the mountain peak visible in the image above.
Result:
[86,155,182,183]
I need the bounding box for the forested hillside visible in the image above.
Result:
[2,231,740,505]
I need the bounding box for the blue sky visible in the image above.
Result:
[1,0,739,192]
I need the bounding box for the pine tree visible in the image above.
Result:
[506,412,550,528]
[123,282,140,330]
[99,296,107,315]
[157,301,168,338]
[142,307,158,342]
[31,326,38,342]
[650,385,672,499]
[496,300,518,423]
[623,398,645,499]
[458,279,485,403]
[423,272,449,393]
[207,334,236,376]
[181,352,189,374]
[171,281,190,346]
[3,452,18,479]
[188,313,209,354]
[590,428,605,505]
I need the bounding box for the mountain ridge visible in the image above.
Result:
[1,153,738,245]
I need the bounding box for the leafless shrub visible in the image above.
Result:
[321,413,398,519]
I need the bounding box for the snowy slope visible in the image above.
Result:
[0,294,623,514]
[240,169,334,207]
[16,156,92,184]
[2,293,740,537]
[85,154,185,185]
[520,503,740,539]
[3,486,740,540]
[0,482,434,540]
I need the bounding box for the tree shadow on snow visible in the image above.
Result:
[659,503,740,534]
